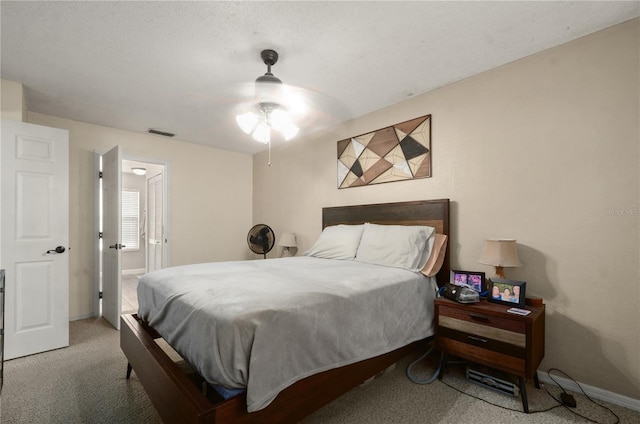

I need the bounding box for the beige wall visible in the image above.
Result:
[1,79,26,121]
[27,113,253,319]
[253,20,640,399]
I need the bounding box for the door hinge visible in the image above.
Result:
[98,232,103,239]
[99,171,103,179]
[99,291,103,299]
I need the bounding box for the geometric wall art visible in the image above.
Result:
[337,115,431,188]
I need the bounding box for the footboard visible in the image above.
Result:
[121,314,223,423]
[121,313,428,423]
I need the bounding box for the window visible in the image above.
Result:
[122,190,140,250]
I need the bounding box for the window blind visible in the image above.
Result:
[122,190,140,250]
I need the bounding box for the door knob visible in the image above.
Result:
[109,244,126,250]
[46,246,66,254]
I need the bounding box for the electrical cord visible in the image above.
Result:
[438,376,563,414]
[544,368,620,424]
[433,367,621,423]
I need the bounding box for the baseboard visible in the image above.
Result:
[69,313,95,321]
[122,268,145,276]
[537,371,640,412]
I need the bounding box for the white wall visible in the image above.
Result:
[253,20,640,400]
[27,113,254,319]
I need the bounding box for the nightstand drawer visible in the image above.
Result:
[439,305,526,334]
[439,315,526,348]
[439,338,526,376]
[438,327,525,358]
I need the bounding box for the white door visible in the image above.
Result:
[1,120,69,360]
[102,145,122,330]
[147,172,164,272]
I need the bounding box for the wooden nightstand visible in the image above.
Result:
[435,297,545,413]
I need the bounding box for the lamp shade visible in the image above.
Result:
[479,239,522,267]
[479,239,522,279]
[278,233,297,248]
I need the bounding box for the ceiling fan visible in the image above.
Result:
[234,49,350,164]
[236,49,300,146]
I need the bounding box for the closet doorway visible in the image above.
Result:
[94,151,169,327]
[120,159,166,315]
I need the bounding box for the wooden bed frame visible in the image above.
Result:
[121,198,450,423]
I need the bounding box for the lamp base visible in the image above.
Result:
[281,247,294,258]
[494,266,506,279]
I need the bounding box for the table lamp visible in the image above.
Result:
[279,233,297,257]
[479,238,522,279]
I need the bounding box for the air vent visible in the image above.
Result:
[147,128,175,137]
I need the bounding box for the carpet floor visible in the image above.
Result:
[1,317,637,423]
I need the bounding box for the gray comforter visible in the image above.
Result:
[137,256,438,412]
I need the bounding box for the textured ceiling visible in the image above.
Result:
[1,1,638,155]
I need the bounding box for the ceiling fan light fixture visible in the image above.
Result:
[252,121,271,144]
[236,111,259,134]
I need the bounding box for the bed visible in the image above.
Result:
[121,198,450,423]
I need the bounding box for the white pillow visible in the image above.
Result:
[355,223,435,271]
[304,224,364,260]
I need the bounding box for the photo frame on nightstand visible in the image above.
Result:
[450,270,486,293]
[488,278,526,307]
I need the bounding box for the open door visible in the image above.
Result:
[1,120,69,359]
[102,145,122,330]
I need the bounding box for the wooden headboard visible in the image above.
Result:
[322,199,450,286]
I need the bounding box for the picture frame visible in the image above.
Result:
[450,270,486,293]
[487,278,526,307]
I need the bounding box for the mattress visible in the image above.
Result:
[137,256,438,412]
